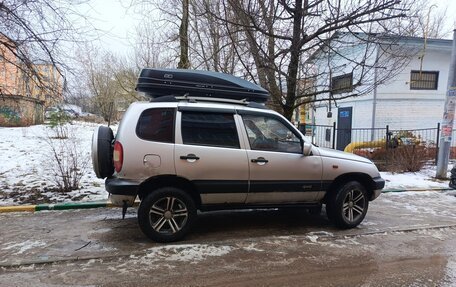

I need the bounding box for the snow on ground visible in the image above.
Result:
[0,121,454,206]
[0,121,108,206]
[110,244,233,271]
[381,163,452,190]
[2,240,47,255]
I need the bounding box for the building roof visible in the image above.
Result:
[377,34,452,48]
[307,31,453,63]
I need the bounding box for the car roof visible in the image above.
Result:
[127,99,278,116]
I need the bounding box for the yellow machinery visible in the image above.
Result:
[344,135,420,153]
[344,140,386,153]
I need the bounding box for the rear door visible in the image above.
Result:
[174,107,249,205]
[238,111,323,204]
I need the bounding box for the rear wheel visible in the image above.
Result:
[138,187,196,242]
[326,181,368,228]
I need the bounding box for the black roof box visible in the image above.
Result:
[136,68,269,103]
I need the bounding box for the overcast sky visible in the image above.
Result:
[82,0,456,56]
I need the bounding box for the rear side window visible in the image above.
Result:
[136,108,175,142]
[181,111,240,149]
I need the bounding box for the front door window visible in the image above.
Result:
[242,115,301,153]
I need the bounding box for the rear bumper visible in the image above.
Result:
[105,177,140,196]
[371,176,385,200]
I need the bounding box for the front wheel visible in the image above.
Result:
[326,181,369,229]
[138,187,196,242]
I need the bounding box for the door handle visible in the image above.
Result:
[180,154,200,161]
[251,157,268,163]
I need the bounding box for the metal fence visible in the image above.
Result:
[300,124,440,148]
[299,123,444,169]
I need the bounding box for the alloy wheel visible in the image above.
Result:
[342,188,366,223]
[149,196,189,234]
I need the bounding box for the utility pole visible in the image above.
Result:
[436,30,456,179]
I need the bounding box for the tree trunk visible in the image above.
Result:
[178,0,190,69]
[284,0,303,121]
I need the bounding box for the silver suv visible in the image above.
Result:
[92,69,385,242]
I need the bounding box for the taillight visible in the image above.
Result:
[113,141,123,173]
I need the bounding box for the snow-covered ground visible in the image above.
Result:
[381,163,451,190]
[0,122,453,206]
[0,122,107,206]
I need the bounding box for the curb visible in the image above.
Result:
[382,188,453,193]
[0,201,115,213]
[0,188,454,214]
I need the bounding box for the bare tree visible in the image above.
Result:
[129,0,193,68]
[178,0,191,68]
[386,0,452,39]
[197,0,418,120]
[0,0,92,101]
[189,0,239,73]
[126,0,444,121]
[129,0,238,71]
[76,46,141,121]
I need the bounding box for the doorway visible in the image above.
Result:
[336,107,352,151]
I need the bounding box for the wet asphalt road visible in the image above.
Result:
[0,191,456,287]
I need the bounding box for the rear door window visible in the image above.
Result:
[181,111,240,149]
[136,108,175,143]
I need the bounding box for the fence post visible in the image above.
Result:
[435,123,440,165]
[385,125,389,149]
[385,125,389,167]
[436,30,456,178]
[332,122,336,149]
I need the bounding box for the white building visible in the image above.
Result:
[307,32,452,150]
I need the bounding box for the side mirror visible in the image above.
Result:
[303,142,312,156]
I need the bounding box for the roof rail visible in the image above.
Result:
[149,94,268,109]
[175,94,250,105]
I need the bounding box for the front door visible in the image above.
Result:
[239,112,323,204]
[336,107,353,151]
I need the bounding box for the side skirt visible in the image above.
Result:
[199,202,323,212]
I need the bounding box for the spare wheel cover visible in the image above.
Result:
[92,125,114,178]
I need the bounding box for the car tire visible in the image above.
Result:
[326,181,369,229]
[91,126,114,178]
[138,187,197,242]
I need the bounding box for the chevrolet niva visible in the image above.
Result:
[92,68,385,242]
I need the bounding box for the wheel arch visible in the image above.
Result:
[324,173,375,203]
[138,175,201,208]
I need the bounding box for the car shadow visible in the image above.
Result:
[187,208,333,242]
[96,207,335,247]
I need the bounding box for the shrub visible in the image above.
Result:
[388,145,427,172]
[369,145,428,172]
[43,128,89,192]
[48,110,70,139]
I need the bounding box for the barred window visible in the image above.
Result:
[331,73,353,94]
[410,71,438,90]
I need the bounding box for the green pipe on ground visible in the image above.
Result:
[35,201,110,211]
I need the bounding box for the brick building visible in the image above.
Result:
[0,33,63,126]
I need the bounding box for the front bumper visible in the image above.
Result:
[105,177,140,196]
[371,176,385,200]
